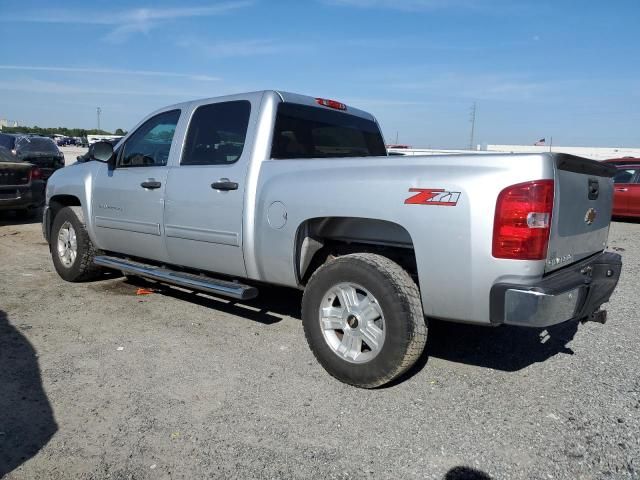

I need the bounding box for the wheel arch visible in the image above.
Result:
[294,216,418,285]
[45,194,82,244]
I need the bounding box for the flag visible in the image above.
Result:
[534,138,546,146]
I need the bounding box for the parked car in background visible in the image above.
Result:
[0,146,45,218]
[13,135,65,180]
[604,158,640,218]
[56,136,77,146]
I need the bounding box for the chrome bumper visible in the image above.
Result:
[504,287,584,327]
[491,252,622,328]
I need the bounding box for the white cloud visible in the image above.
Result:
[2,2,254,43]
[0,78,228,99]
[0,65,220,82]
[177,38,306,58]
[383,71,552,102]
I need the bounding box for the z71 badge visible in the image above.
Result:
[404,188,461,206]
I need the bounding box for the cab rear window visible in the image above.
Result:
[271,103,386,159]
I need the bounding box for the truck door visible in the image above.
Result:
[91,109,181,261]
[163,99,254,278]
[612,167,638,216]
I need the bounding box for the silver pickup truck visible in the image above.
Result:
[43,90,622,387]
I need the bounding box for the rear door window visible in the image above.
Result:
[271,103,386,159]
[181,101,251,166]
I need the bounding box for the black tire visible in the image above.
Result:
[302,253,427,388]
[50,206,101,282]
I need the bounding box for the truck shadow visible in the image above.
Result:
[123,277,579,375]
[0,310,57,477]
[121,276,302,325]
[414,318,579,374]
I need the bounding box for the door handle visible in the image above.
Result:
[140,181,162,189]
[616,188,628,192]
[211,180,238,191]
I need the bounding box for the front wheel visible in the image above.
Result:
[50,206,101,282]
[302,253,427,388]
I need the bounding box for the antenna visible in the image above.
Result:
[469,102,476,150]
[96,107,102,131]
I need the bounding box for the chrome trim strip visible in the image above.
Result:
[164,224,239,246]
[94,216,161,236]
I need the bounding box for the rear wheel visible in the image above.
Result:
[50,206,101,282]
[302,253,427,388]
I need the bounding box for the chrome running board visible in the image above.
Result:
[94,255,258,301]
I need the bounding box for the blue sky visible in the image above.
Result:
[0,0,638,148]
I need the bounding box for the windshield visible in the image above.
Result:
[271,103,386,159]
[16,136,60,154]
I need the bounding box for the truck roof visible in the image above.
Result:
[161,90,377,122]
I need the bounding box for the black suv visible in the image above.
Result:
[0,133,65,180]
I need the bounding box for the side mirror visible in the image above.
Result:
[91,141,115,166]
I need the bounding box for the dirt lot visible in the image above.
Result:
[0,213,638,480]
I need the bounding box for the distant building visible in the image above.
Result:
[0,118,19,130]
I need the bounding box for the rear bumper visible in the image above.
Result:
[490,252,622,327]
[0,182,45,211]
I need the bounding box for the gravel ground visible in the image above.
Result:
[0,214,638,480]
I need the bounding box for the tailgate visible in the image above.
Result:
[545,154,617,273]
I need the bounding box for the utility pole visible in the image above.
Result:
[96,107,102,131]
[395,131,399,144]
[469,102,477,151]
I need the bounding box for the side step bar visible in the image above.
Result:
[94,255,258,301]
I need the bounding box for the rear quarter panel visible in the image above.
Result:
[253,154,555,324]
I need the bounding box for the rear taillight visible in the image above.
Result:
[29,167,43,181]
[492,180,554,260]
